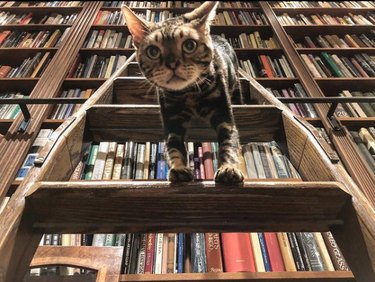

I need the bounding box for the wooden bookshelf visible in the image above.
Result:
[1,1,375,282]
[261,2,375,208]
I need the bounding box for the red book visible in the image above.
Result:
[19,13,33,25]
[0,30,11,46]
[202,142,214,179]
[94,11,102,25]
[145,233,155,273]
[205,233,223,272]
[264,232,285,271]
[222,233,256,272]
[0,66,12,78]
[259,55,274,78]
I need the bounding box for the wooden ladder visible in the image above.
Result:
[1,56,374,282]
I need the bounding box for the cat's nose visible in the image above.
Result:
[166,58,180,70]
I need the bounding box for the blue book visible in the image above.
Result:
[258,232,271,272]
[191,233,207,273]
[157,142,166,179]
[177,233,185,273]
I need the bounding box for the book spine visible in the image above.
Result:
[191,233,207,273]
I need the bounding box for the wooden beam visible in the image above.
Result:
[26,181,349,233]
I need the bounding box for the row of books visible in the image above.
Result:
[67,54,127,78]
[0,92,24,119]
[0,1,82,7]
[37,141,349,275]
[49,88,94,120]
[0,51,51,78]
[335,90,375,117]
[301,52,375,78]
[267,84,319,118]
[215,11,268,26]
[83,29,133,48]
[221,32,279,49]
[350,128,375,174]
[239,55,296,78]
[16,129,54,180]
[277,12,375,25]
[93,10,269,26]
[72,141,300,182]
[102,1,259,8]
[0,12,78,25]
[271,1,375,8]
[293,32,375,48]
[0,29,69,48]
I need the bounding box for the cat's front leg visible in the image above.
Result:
[162,112,194,182]
[210,108,244,184]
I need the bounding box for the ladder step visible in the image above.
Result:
[26,181,350,234]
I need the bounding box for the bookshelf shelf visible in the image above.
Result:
[0,6,83,13]
[0,78,38,91]
[339,117,375,129]
[296,48,375,55]
[119,271,354,282]
[0,48,58,57]
[0,24,72,31]
[63,78,107,89]
[273,7,375,15]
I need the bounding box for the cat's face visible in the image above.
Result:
[122,2,218,91]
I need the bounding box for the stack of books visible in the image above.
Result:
[67,54,127,78]
[240,55,296,78]
[267,84,319,118]
[0,92,24,119]
[83,29,133,48]
[350,128,375,174]
[301,52,375,77]
[294,33,375,48]
[0,52,51,78]
[15,129,54,180]
[0,12,78,25]
[277,12,375,25]
[49,88,95,119]
[0,29,70,48]
[221,32,280,49]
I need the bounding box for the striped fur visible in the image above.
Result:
[122,2,244,183]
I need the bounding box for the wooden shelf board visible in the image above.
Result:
[0,24,72,31]
[296,48,375,55]
[273,7,375,15]
[315,78,375,81]
[339,117,375,130]
[26,181,349,234]
[0,6,83,12]
[119,271,354,281]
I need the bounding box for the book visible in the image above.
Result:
[191,233,207,273]
[204,233,223,272]
[222,233,256,272]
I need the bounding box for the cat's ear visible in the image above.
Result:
[183,1,218,30]
[121,5,150,48]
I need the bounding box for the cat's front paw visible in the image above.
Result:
[215,166,244,184]
[168,166,194,182]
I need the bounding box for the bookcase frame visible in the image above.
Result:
[0,1,375,281]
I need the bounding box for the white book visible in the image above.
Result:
[112,143,125,180]
[153,233,164,274]
[92,234,106,246]
[91,142,110,180]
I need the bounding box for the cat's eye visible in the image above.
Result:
[182,39,197,54]
[146,45,161,59]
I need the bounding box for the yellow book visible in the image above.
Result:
[44,29,62,48]
[250,233,265,272]
[30,52,50,78]
[104,55,116,78]
[277,232,297,271]
[359,128,375,154]
[249,33,257,48]
[313,232,335,271]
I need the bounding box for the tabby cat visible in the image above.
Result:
[121,1,244,183]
